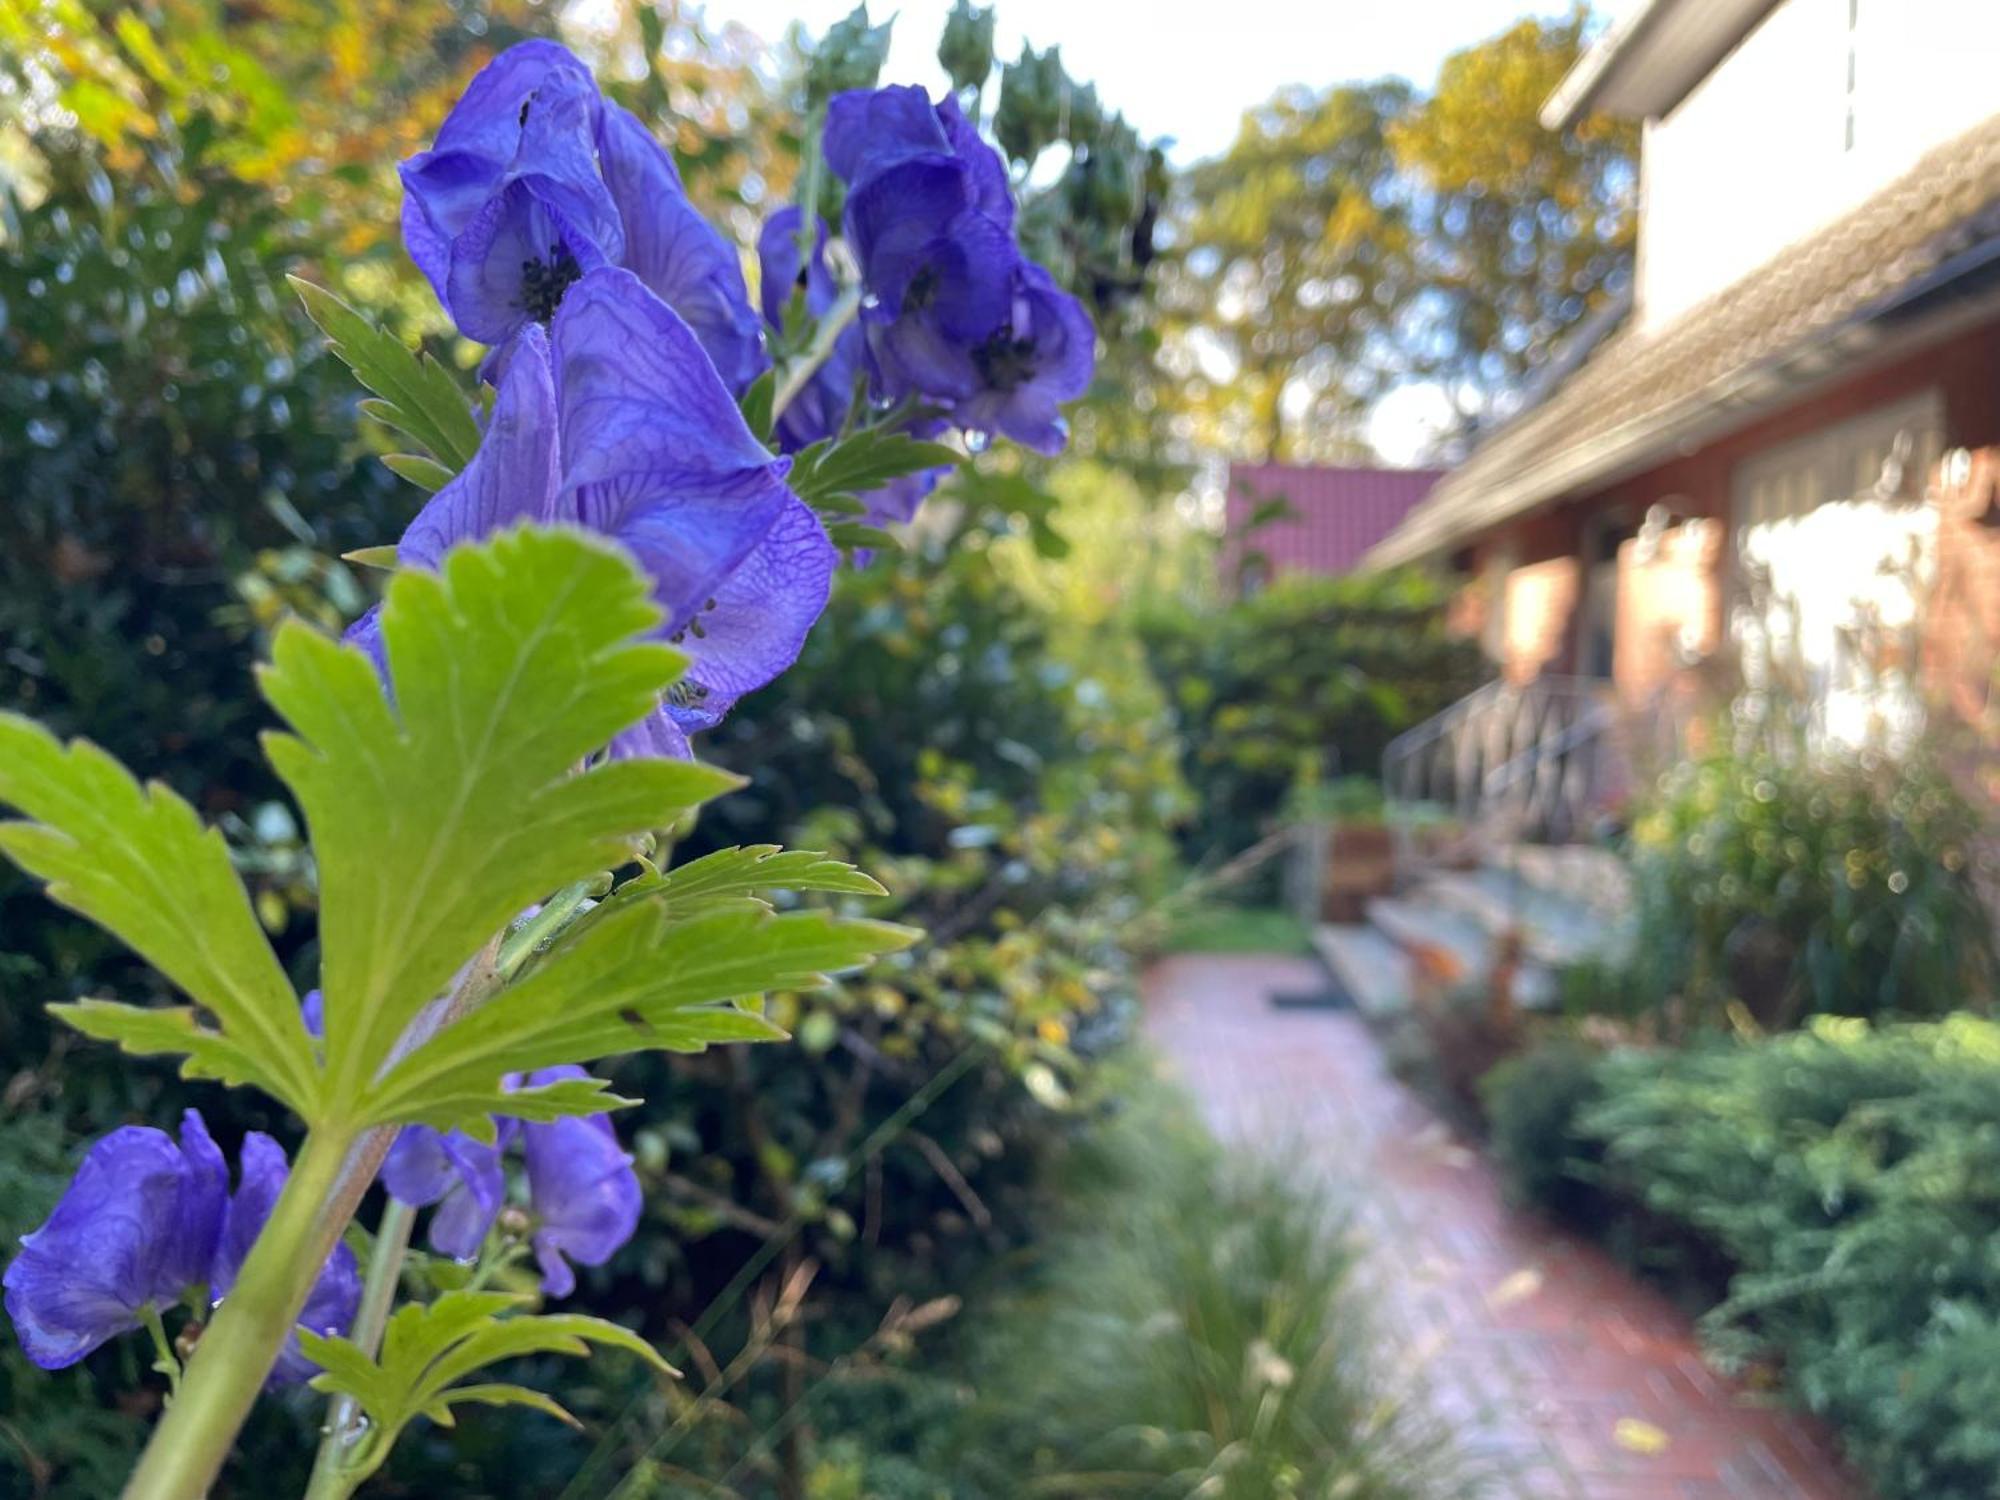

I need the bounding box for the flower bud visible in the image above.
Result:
[806,4,894,107]
[994,42,1067,166]
[937,0,996,95]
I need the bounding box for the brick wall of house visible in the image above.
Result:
[1501,558,1581,683]
[1446,314,2000,694]
[1927,447,2000,750]
[1613,519,1726,707]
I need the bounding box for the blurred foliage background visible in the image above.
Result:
[0,1,1634,1494]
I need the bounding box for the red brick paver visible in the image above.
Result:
[1143,953,1868,1500]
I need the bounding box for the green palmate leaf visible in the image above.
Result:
[259,526,738,1110]
[379,453,453,492]
[304,1292,671,1480]
[45,1001,281,1096]
[362,899,918,1132]
[391,1075,641,1143]
[633,845,889,909]
[0,716,320,1115]
[787,429,962,513]
[290,276,481,470]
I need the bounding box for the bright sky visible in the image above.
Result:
[696,0,1588,163]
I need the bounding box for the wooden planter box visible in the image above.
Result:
[1317,820,1396,923]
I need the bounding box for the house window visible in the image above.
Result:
[1729,391,1945,751]
[1732,391,1944,531]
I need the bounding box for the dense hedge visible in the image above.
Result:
[1625,746,1995,1026]
[1483,1019,2000,1500]
[1137,570,1484,864]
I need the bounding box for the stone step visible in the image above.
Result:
[1505,843,1633,916]
[1312,923,1411,1018]
[1422,867,1630,970]
[1364,894,1561,1012]
[1365,896,1492,983]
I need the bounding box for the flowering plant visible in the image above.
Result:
[0,18,1113,1498]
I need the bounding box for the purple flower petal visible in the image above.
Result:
[823,85,953,188]
[666,494,835,732]
[380,1126,509,1262]
[519,1067,640,1299]
[553,268,799,633]
[936,93,1013,228]
[163,1111,228,1300]
[401,44,622,341]
[606,706,694,762]
[398,324,564,568]
[950,260,1096,454]
[597,102,768,396]
[3,1127,189,1369]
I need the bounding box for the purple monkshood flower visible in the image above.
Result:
[380,1124,513,1262]
[756,208,953,537]
[212,1135,362,1387]
[348,268,835,759]
[822,85,1094,454]
[4,1114,357,1384]
[3,1112,224,1370]
[368,1068,640,1297]
[401,40,765,391]
[517,1068,642,1299]
[947,260,1097,455]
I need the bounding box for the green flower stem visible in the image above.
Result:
[122,1125,354,1500]
[496,874,609,979]
[123,937,515,1500]
[770,281,863,426]
[794,106,825,270]
[302,1195,417,1500]
[140,1305,181,1398]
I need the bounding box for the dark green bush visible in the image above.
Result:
[1625,746,1995,1027]
[1138,570,1485,865]
[1578,1016,2000,1500]
[0,114,417,1500]
[1478,1036,1606,1219]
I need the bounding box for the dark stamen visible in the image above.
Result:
[973,327,1038,391]
[519,240,583,323]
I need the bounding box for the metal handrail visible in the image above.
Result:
[1381,675,1619,875]
[1481,697,1617,799]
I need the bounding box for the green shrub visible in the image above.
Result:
[1138,570,1485,865]
[1578,1016,2000,1500]
[1479,1037,1606,1219]
[1625,746,1995,1026]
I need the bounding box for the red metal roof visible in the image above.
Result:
[1222,462,1444,588]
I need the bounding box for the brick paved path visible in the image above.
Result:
[1143,953,1868,1500]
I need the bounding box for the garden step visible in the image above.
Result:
[1503,843,1633,916]
[1363,894,1562,1012]
[1363,897,1491,982]
[1421,868,1631,970]
[1311,924,1411,1018]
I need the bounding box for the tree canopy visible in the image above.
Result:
[1161,6,1636,465]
